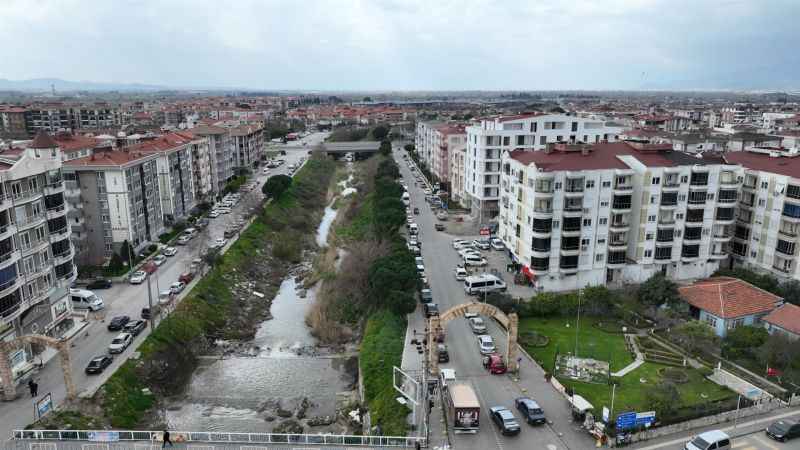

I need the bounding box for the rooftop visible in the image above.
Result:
[678,277,782,319]
[762,303,800,336]
[724,150,800,178]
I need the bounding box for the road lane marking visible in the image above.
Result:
[471,383,505,450]
[751,434,780,450]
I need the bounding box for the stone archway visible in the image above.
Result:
[428,302,519,375]
[0,334,75,401]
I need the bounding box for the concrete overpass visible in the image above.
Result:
[319,141,382,158]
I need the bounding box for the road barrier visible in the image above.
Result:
[11,430,426,448]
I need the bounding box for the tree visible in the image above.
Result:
[637,273,681,307]
[108,251,125,273]
[404,144,414,153]
[645,381,680,418]
[372,125,389,141]
[674,320,718,354]
[758,333,800,371]
[376,159,400,180]
[582,285,613,316]
[723,325,768,359]
[780,280,800,306]
[262,174,293,199]
[379,139,392,156]
[373,197,406,236]
[363,96,373,102]
[118,240,135,266]
[486,292,519,315]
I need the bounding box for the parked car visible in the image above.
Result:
[437,343,450,363]
[490,406,521,436]
[163,247,178,257]
[86,279,112,290]
[153,254,167,266]
[472,239,491,250]
[454,266,468,281]
[123,319,147,336]
[469,317,487,334]
[176,235,191,245]
[129,270,147,284]
[515,397,546,425]
[463,255,488,267]
[408,245,421,256]
[477,335,496,354]
[107,315,130,331]
[483,353,507,374]
[452,239,468,249]
[108,333,133,354]
[685,430,730,450]
[170,281,186,295]
[208,210,221,218]
[413,207,420,215]
[85,355,114,374]
[435,223,445,231]
[141,305,160,320]
[766,419,800,442]
[491,238,505,251]
[158,290,174,306]
[458,248,481,259]
[179,272,195,284]
[420,288,433,303]
[212,237,227,249]
[424,303,439,317]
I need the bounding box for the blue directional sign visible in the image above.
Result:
[635,411,656,427]
[616,411,636,430]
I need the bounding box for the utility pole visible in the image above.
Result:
[146,273,156,331]
[574,289,583,359]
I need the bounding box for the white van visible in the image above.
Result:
[409,223,419,235]
[685,431,730,450]
[440,368,457,389]
[464,274,507,295]
[70,288,105,311]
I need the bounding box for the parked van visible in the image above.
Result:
[685,431,730,450]
[440,368,457,389]
[70,288,105,311]
[464,274,507,295]
[409,223,419,235]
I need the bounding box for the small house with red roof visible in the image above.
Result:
[762,303,800,340]
[679,277,784,337]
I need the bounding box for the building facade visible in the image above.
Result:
[0,131,77,384]
[498,141,740,292]
[229,124,263,171]
[191,125,233,198]
[466,113,623,221]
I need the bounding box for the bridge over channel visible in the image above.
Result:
[7,430,427,450]
[318,142,382,155]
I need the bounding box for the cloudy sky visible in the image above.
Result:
[1,0,798,91]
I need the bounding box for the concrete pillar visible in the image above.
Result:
[0,345,16,401]
[428,316,440,377]
[506,313,519,373]
[56,342,76,400]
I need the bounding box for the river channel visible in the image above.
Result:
[164,199,355,433]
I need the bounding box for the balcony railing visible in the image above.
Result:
[11,189,43,202]
[17,212,45,228]
[614,184,633,191]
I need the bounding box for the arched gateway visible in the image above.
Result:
[0,335,75,401]
[427,302,519,375]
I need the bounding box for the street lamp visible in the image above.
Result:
[574,288,583,359]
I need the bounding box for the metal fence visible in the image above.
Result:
[10,431,425,449]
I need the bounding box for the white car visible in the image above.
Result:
[128,270,147,284]
[170,281,186,295]
[262,168,270,174]
[153,255,167,266]
[163,247,177,257]
[208,210,220,218]
[477,335,496,355]
[212,238,227,249]
[490,238,505,251]
[108,333,133,354]
[158,290,174,306]
[455,266,468,281]
[218,207,231,214]
[464,255,488,267]
[176,235,191,245]
[472,239,491,250]
[452,239,468,249]
[458,248,481,259]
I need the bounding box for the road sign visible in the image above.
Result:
[602,406,610,422]
[35,393,53,419]
[479,228,490,236]
[616,411,636,430]
[635,411,656,427]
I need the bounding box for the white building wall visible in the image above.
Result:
[104,170,133,244]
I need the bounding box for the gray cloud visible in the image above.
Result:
[0,0,797,90]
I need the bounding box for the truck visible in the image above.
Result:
[446,383,480,433]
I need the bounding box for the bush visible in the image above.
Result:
[637,273,681,307]
[262,174,293,199]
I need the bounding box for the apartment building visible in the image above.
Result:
[175,130,213,202]
[229,124,263,171]
[192,125,234,198]
[466,113,623,221]
[0,131,77,381]
[725,148,800,280]
[450,145,467,207]
[0,106,28,139]
[140,134,197,222]
[52,132,99,162]
[498,141,740,292]
[64,148,165,265]
[415,121,441,170]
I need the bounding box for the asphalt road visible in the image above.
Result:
[393,146,596,450]
[0,131,329,439]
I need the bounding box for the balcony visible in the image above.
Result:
[43,180,65,194]
[530,258,550,273]
[608,239,627,250]
[21,238,49,256]
[53,246,74,265]
[662,181,681,191]
[657,218,676,228]
[0,276,21,298]
[719,176,738,188]
[778,227,798,240]
[611,201,632,213]
[532,207,553,219]
[609,221,630,232]
[613,184,633,195]
[46,203,68,219]
[0,194,11,211]
[16,212,46,231]
[0,223,16,241]
[11,188,44,204]
[563,204,583,217]
[655,251,673,263]
[772,260,794,275]
[564,184,584,197]
[607,252,627,268]
[713,232,733,242]
[681,245,701,262]
[782,206,800,222]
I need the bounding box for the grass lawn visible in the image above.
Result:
[520,317,635,372]
[520,317,735,414]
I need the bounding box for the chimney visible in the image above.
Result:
[545,143,554,154]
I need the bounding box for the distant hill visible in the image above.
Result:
[0,78,171,92]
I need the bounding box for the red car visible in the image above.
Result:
[483,354,507,374]
[178,272,194,284]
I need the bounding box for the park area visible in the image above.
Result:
[519,317,735,421]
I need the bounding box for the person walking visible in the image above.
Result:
[27,379,36,398]
[31,381,38,397]
[162,430,173,448]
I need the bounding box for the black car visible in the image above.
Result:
[413,207,420,215]
[86,279,112,290]
[85,355,113,374]
[107,315,130,331]
[490,406,521,436]
[437,344,449,363]
[123,319,147,336]
[435,223,445,231]
[420,288,433,303]
[515,397,546,425]
[424,303,439,317]
[766,419,800,442]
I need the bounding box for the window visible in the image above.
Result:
[648,215,656,222]
[598,238,606,244]
[679,194,687,202]
[530,122,538,133]
[646,233,654,240]
[652,177,661,185]
[758,198,766,207]
[586,180,595,189]
[644,249,652,258]
[503,136,510,146]
[539,136,546,145]
[651,195,657,204]
[583,218,592,226]
[602,181,611,188]
[751,250,758,258]
[554,182,562,190]
[552,220,560,229]
[706,193,714,200]
[581,238,591,246]
[596,254,604,262]
[600,200,609,207]
[761,181,769,189]
[516,135,524,145]
[676,213,684,220]
[599,217,608,225]
[681,175,688,183]
[705,315,717,327]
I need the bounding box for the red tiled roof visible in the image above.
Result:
[53,133,99,151]
[724,151,800,178]
[678,277,782,319]
[509,141,676,171]
[64,149,156,168]
[763,303,800,335]
[30,130,58,149]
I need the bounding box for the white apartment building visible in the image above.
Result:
[176,130,213,202]
[0,131,77,389]
[450,145,467,207]
[192,125,234,198]
[229,124,264,171]
[466,113,624,221]
[499,141,740,292]
[415,121,441,170]
[725,148,800,280]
